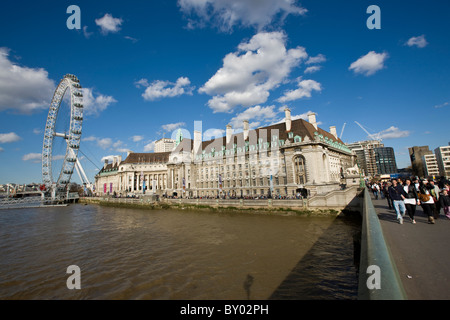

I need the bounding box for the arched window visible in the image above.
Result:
[294,156,307,185]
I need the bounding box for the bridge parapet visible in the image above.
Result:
[358,188,406,300]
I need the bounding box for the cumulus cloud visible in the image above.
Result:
[229,105,278,129]
[277,79,322,103]
[82,88,117,116]
[139,77,195,101]
[349,51,388,76]
[306,54,326,65]
[0,132,21,144]
[178,0,307,32]
[161,122,186,132]
[375,126,410,140]
[203,128,226,141]
[304,66,322,74]
[22,153,42,162]
[406,35,428,48]
[131,135,144,142]
[0,48,55,114]
[199,31,308,113]
[143,141,156,152]
[95,14,123,34]
[97,138,113,149]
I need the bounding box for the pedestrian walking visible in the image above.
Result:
[428,180,441,219]
[384,181,393,209]
[403,178,419,224]
[372,183,380,200]
[439,189,450,219]
[388,179,408,224]
[418,180,436,224]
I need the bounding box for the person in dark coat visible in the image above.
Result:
[439,189,450,219]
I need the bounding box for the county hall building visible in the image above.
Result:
[95,109,357,198]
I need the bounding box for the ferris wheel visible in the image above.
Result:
[42,74,85,194]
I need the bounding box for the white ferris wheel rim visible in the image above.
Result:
[42,74,84,190]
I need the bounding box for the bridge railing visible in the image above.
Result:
[358,188,407,300]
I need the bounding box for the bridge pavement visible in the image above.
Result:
[371,195,450,300]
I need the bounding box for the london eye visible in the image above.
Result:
[42,74,84,197]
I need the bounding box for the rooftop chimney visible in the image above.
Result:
[226,124,233,145]
[104,159,109,169]
[285,108,292,132]
[308,112,318,130]
[243,120,249,140]
[330,126,337,139]
[194,130,202,154]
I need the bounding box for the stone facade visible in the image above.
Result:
[95,109,358,197]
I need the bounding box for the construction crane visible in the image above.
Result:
[354,121,382,142]
[340,123,347,139]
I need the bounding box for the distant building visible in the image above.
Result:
[347,140,384,177]
[435,146,450,179]
[409,146,432,178]
[155,138,175,153]
[423,154,439,178]
[374,147,398,175]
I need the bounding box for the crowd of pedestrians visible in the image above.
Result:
[368,176,450,225]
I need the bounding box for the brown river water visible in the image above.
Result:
[0,204,361,300]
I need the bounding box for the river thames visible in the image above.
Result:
[0,204,361,300]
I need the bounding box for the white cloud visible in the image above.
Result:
[95,14,123,34]
[306,54,326,65]
[83,26,93,39]
[349,51,388,76]
[22,153,41,162]
[0,147,4,152]
[178,0,307,32]
[271,110,319,125]
[82,136,98,142]
[116,148,131,153]
[229,105,278,129]
[203,128,225,141]
[124,36,139,43]
[406,35,428,48]
[0,132,21,144]
[375,126,410,140]
[33,128,42,135]
[277,79,322,103]
[97,138,113,150]
[199,31,308,113]
[161,122,186,132]
[434,102,449,109]
[140,77,195,101]
[131,135,144,142]
[0,48,55,114]
[143,141,156,152]
[82,88,117,116]
[304,66,322,74]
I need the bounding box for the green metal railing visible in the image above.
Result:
[358,188,407,300]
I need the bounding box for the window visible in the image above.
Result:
[294,156,307,185]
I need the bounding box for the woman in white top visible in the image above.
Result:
[403,178,419,224]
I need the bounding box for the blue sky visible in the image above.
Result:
[0,0,449,184]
